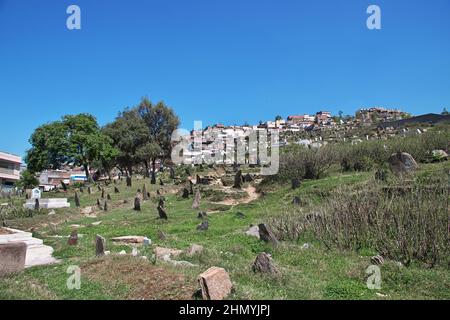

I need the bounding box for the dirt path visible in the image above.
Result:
[212,185,260,207]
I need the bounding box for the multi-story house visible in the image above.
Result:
[0,151,22,187]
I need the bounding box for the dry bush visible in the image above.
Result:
[270,174,450,267]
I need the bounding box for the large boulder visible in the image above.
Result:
[198,267,233,300]
[388,152,419,176]
[0,242,27,277]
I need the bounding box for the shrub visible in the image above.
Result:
[270,172,450,267]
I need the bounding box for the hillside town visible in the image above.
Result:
[0,107,443,192]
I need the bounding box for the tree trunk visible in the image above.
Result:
[151,159,157,185]
[144,160,150,178]
[83,164,91,181]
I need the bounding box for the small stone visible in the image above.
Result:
[48,210,56,216]
[252,252,279,275]
[118,250,126,255]
[197,212,208,219]
[197,220,209,231]
[245,225,260,239]
[301,243,311,250]
[186,244,204,256]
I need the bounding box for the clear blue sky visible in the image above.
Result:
[1,0,449,158]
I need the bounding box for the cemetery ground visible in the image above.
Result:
[1,162,449,300]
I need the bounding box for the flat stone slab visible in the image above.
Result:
[0,228,57,268]
[111,236,145,244]
[155,246,183,259]
[198,267,233,300]
[23,198,70,209]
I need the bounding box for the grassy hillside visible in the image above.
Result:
[1,161,449,300]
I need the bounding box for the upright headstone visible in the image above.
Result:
[34,199,40,211]
[192,189,201,209]
[126,176,132,187]
[233,170,242,189]
[291,178,301,190]
[258,224,279,246]
[134,197,141,211]
[169,167,175,180]
[159,178,164,186]
[157,205,168,220]
[197,220,209,231]
[182,188,189,199]
[142,184,148,200]
[114,186,120,194]
[95,235,106,256]
[75,192,80,208]
[31,188,41,200]
[189,180,194,195]
[151,171,156,185]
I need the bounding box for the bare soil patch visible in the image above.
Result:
[82,256,197,300]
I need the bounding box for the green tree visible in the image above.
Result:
[442,108,449,115]
[26,114,116,180]
[137,98,180,184]
[26,121,69,172]
[103,108,149,177]
[15,170,39,189]
[275,115,283,121]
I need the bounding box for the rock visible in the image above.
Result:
[245,225,260,239]
[252,252,279,274]
[157,206,168,220]
[91,221,102,226]
[197,220,209,231]
[95,235,106,256]
[291,178,301,190]
[182,188,190,199]
[374,169,387,181]
[126,176,132,187]
[192,189,201,209]
[292,196,301,205]
[114,186,120,193]
[118,250,127,255]
[131,247,139,257]
[371,255,385,266]
[301,243,311,250]
[197,212,208,219]
[111,236,145,244]
[158,197,165,208]
[0,242,27,277]
[198,267,233,300]
[134,197,141,211]
[258,224,278,245]
[388,152,419,176]
[81,206,94,215]
[154,246,183,260]
[186,244,204,256]
[67,230,78,246]
[189,180,194,195]
[107,194,111,201]
[34,198,40,210]
[432,149,448,161]
[48,210,56,216]
[233,170,243,189]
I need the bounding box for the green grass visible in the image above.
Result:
[1,163,449,300]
